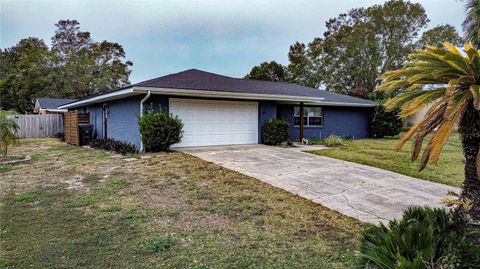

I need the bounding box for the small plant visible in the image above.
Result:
[262,118,289,145]
[137,236,174,254]
[89,138,139,155]
[360,206,480,269]
[0,110,19,156]
[14,192,37,202]
[138,110,183,151]
[323,135,345,147]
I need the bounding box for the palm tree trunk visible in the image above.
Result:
[458,101,480,243]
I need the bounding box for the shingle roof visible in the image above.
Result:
[36,98,78,109]
[134,69,376,106]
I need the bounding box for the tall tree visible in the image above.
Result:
[285,42,320,88]
[0,19,133,113]
[0,38,52,113]
[463,0,480,48]
[417,24,464,48]
[50,20,132,98]
[377,43,480,243]
[314,0,429,95]
[244,61,286,82]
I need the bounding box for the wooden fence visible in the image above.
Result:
[7,114,64,138]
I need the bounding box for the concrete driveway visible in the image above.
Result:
[181,145,459,224]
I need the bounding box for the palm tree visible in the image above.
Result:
[0,110,19,155]
[463,0,480,48]
[376,43,480,242]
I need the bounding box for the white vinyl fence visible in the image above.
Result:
[7,114,64,138]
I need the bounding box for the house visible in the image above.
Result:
[34,98,78,115]
[406,105,429,127]
[58,69,376,149]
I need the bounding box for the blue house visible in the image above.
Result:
[58,69,376,149]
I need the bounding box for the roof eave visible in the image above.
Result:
[133,86,326,103]
[58,86,376,109]
[318,101,377,107]
[58,87,135,109]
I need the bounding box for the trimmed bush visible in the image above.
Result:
[138,110,183,151]
[323,135,345,147]
[369,104,403,138]
[262,118,289,145]
[90,138,138,155]
[360,206,480,269]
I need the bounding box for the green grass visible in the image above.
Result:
[14,192,37,202]
[137,236,175,254]
[124,153,141,159]
[0,138,363,268]
[308,133,464,187]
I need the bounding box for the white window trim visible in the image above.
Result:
[294,106,323,127]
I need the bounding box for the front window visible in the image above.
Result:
[294,107,323,126]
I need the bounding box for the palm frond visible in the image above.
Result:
[411,102,448,161]
[463,0,480,47]
[398,88,447,118]
[395,101,447,152]
[377,42,480,170]
[470,85,480,110]
[419,91,470,170]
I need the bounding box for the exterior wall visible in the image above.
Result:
[258,101,277,143]
[406,104,429,127]
[86,104,103,139]
[106,96,143,148]
[278,104,371,141]
[74,94,370,148]
[78,95,169,149]
[79,96,143,148]
[143,95,169,112]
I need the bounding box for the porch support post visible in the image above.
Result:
[299,102,304,143]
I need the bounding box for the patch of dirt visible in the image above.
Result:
[61,175,87,191]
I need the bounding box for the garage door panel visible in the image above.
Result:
[169,98,258,147]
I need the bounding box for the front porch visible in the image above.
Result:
[259,101,371,143]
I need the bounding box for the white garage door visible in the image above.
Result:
[169,98,259,147]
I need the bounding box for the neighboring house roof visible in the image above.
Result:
[35,98,78,112]
[59,69,376,109]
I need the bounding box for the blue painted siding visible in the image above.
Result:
[86,104,103,139]
[76,95,370,148]
[258,101,277,143]
[143,95,169,112]
[106,96,143,148]
[321,106,370,139]
[79,96,143,148]
[278,104,371,140]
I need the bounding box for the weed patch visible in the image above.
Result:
[137,236,175,254]
[14,192,37,202]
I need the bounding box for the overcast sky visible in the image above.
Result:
[1,0,466,83]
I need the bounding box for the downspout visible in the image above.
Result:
[139,90,151,152]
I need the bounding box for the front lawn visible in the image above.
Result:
[0,139,363,268]
[309,133,464,187]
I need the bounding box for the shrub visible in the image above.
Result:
[323,135,345,147]
[138,110,183,151]
[369,104,403,138]
[90,138,139,155]
[360,206,480,269]
[262,118,289,145]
